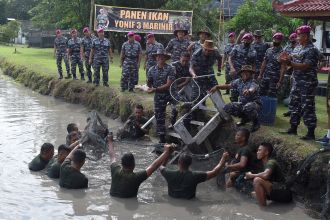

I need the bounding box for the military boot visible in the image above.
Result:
[300,127,315,140]
[280,125,297,135]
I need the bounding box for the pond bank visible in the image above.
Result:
[0,57,327,217]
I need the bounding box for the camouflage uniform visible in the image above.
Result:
[252,42,270,77]
[121,41,141,90]
[165,38,190,62]
[170,61,191,125]
[92,37,111,85]
[190,48,220,100]
[54,36,70,77]
[224,78,261,122]
[229,44,257,101]
[289,42,319,129]
[260,46,283,97]
[116,115,150,140]
[190,40,203,55]
[282,44,296,98]
[68,37,84,79]
[145,41,164,74]
[82,36,94,81]
[147,64,176,136]
[224,42,236,84]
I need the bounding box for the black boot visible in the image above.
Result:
[280,125,297,135]
[283,111,291,117]
[64,74,72,79]
[250,119,260,132]
[159,134,166,144]
[300,127,315,140]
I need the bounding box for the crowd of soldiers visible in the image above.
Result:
[28,122,289,207]
[39,24,327,208]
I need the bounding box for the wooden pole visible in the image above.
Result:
[89,0,95,30]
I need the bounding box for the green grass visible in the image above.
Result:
[0,44,328,139]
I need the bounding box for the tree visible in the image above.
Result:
[225,0,302,41]
[163,0,219,36]
[29,0,169,30]
[0,0,7,24]
[0,20,21,43]
[5,0,41,20]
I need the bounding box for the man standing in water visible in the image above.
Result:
[108,134,174,198]
[120,32,142,92]
[28,143,54,171]
[89,27,113,87]
[59,142,88,189]
[147,49,175,143]
[160,153,227,199]
[54,29,70,79]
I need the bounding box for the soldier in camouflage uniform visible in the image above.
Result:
[165,29,190,62]
[89,28,113,87]
[170,52,191,127]
[222,32,236,94]
[81,27,94,83]
[210,65,261,132]
[116,104,150,140]
[67,29,85,80]
[252,30,270,79]
[258,32,286,97]
[187,29,211,55]
[279,25,320,140]
[97,9,109,29]
[144,33,164,79]
[190,40,221,101]
[281,33,298,117]
[54,29,70,79]
[229,33,257,101]
[120,32,142,92]
[147,49,175,143]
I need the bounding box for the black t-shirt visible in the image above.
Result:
[110,162,148,198]
[59,158,88,189]
[235,146,255,172]
[265,159,284,183]
[47,161,61,179]
[161,167,207,199]
[28,154,50,171]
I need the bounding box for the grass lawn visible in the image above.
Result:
[0,44,328,139]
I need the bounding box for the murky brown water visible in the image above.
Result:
[0,77,314,220]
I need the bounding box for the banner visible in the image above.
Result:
[94,5,193,34]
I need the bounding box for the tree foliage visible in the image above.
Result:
[0,20,20,43]
[29,0,168,30]
[163,0,219,37]
[2,0,40,20]
[225,0,302,41]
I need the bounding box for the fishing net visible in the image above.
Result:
[170,77,201,104]
[80,111,109,160]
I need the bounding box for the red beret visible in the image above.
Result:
[273,32,284,41]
